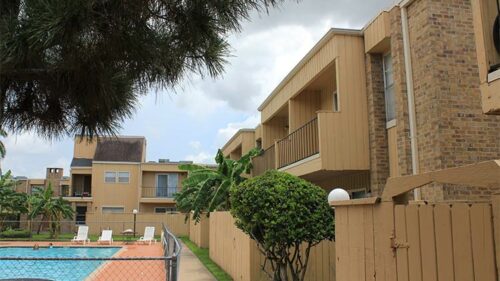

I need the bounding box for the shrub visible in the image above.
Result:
[0,229,31,238]
[230,170,334,281]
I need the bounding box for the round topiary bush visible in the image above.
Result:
[230,170,334,281]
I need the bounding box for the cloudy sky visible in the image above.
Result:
[3,0,396,178]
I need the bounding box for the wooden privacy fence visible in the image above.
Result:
[189,213,210,248]
[209,211,336,281]
[85,212,190,236]
[333,160,500,281]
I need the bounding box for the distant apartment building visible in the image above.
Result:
[16,136,193,224]
[222,0,500,201]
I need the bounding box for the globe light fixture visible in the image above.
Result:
[328,188,350,204]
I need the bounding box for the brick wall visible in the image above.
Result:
[366,54,390,196]
[365,1,500,200]
[399,0,500,200]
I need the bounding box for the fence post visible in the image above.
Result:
[493,194,500,279]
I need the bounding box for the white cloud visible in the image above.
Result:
[1,132,72,178]
[4,133,53,155]
[216,114,260,148]
[189,141,202,150]
[185,151,215,164]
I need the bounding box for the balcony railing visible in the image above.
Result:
[277,117,319,168]
[142,187,178,198]
[252,145,276,176]
[61,187,92,197]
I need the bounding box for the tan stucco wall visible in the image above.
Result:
[73,137,98,159]
[91,163,141,213]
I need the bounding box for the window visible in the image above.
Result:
[383,53,396,124]
[105,172,116,183]
[333,91,340,112]
[102,207,124,214]
[154,207,176,213]
[118,172,130,183]
[105,171,130,183]
[156,174,178,197]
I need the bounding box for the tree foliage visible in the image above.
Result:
[0,171,28,229]
[0,0,284,138]
[230,170,334,281]
[28,183,74,238]
[175,148,260,222]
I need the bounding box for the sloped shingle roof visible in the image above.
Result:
[93,137,144,162]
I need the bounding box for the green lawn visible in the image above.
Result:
[0,233,160,241]
[179,236,232,281]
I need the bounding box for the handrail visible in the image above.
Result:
[276,117,319,168]
[162,223,182,281]
[277,117,318,143]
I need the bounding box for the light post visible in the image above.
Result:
[132,209,138,237]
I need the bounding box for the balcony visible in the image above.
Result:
[277,118,319,168]
[140,186,178,203]
[253,112,369,177]
[62,187,93,202]
[252,145,276,176]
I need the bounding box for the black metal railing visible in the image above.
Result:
[162,223,182,280]
[277,117,319,168]
[142,187,178,198]
[252,145,276,176]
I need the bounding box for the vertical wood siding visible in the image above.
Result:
[335,198,499,281]
[364,11,391,53]
[189,214,210,248]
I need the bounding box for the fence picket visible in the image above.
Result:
[451,203,474,281]
[470,204,496,281]
[434,204,455,281]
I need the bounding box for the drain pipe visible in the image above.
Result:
[400,1,421,201]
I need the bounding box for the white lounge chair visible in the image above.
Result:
[97,230,113,245]
[72,225,90,245]
[137,226,157,245]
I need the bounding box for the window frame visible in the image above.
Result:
[104,171,117,183]
[101,206,125,214]
[382,52,396,127]
[104,171,130,184]
[154,207,176,213]
[117,172,130,183]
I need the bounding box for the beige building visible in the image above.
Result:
[222,0,500,201]
[16,136,194,224]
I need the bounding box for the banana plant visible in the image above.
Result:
[29,183,74,238]
[175,147,261,222]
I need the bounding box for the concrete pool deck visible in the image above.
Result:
[0,241,216,281]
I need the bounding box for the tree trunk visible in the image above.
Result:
[36,215,45,235]
[274,261,288,281]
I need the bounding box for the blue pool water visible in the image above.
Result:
[0,247,121,281]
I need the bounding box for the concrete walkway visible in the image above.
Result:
[178,242,216,281]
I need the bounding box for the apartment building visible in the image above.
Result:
[223,0,500,201]
[14,168,70,196]
[16,136,192,224]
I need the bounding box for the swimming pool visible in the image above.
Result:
[0,246,121,281]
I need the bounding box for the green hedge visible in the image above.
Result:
[0,229,31,238]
